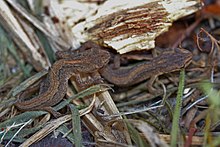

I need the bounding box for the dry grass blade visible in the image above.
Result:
[0,84,104,130]
[0,0,47,70]
[19,115,71,147]
[68,87,132,145]
[11,70,47,97]
[159,134,205,146]
[2,0,219,146]
[17,96,102,146]
[128,119,168,147]
[6,0,70,50]
[0,26,30,78]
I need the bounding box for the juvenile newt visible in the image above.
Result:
[99,48,192,88]
[15,48,110,117]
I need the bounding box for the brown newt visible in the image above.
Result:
[15,47,110,117]
[99,48,192,88]
[56,41,192,91]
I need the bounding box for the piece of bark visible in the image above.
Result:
[80,0,202,54]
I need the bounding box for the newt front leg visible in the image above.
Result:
[15,47,110,117]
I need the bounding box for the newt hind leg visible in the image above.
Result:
[147,75,167,94]
[147,75,158,94]
[75,73,103,88]
[41,107,62,118]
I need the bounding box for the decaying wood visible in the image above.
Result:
[77,0,202,53]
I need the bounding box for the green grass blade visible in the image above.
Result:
[126,121,147,147]
[170,69,185,147]
[69,104,82,147]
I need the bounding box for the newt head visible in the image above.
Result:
[90,48,111,69]
[71,48,110,73]
[153,48,192,74]
[174,48,192,68]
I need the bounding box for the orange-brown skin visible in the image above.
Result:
[15,45,110,117]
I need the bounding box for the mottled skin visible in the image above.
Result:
[15,46,110,117]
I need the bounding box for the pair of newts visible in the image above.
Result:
[15,41,192,117]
